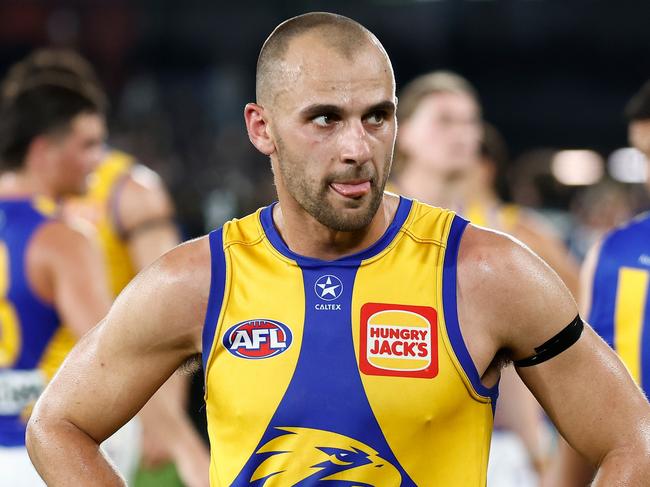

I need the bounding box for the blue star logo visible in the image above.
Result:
[314,275,343,301]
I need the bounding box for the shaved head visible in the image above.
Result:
[256,12,392,106]
[245,13,397,234]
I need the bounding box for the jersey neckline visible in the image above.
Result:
[259,196,413,267]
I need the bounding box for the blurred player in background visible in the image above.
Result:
[0,57,112,486]
[2,50,210,487]
[392,71,581,485]
[392,71,579,294]
[25,13,650,487]
[544,80,650,486]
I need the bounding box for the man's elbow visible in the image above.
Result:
[25,410,49,468]
[596,428,650,482]
[25,403,78,464]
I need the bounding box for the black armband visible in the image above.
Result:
[514,314,584,368]
[122,216,177,241]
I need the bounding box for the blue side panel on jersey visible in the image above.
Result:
[642,291,650,393]
[442,215,499,413]
[589,232,619,348]
[589,214,650,392]
[0,200,60,447]
[202,228,226,372]
[231,265,416,486]
[3,204,59,370]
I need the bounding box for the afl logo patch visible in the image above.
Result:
[223,319,292,359]
[359,303,438,378]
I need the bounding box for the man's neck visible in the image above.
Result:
[271,193,399,261]
[395,163,469,210]
[0,170,55,200]
[396,163,501,213]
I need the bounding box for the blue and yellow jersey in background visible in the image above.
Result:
[202,197,498,486]
[590,212,650,393]
[68,149,136,298]
[0,198,61,447]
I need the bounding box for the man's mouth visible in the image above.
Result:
[329,180,371,198]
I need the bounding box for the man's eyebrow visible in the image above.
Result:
[299,104,342,119]
[365,100,396,114]
[299,100,396,118]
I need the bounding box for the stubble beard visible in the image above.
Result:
[275,139,391,232]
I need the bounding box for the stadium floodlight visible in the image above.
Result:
[551,150,604,186]
[608,147,648,184]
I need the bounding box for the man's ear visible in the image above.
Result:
[244,103,276,156]
[24,134,55,171]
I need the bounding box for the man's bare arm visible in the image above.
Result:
[26,236,211,486]
[27,221,112,338]
[541,240,605,487]
[458,226,650,485]
[117,166,180,271]
[116,167,210,486]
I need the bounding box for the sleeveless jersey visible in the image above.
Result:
[590,212,650,392]
[0,198,61,446]
[202,197,498,486]
[68,149,136,297]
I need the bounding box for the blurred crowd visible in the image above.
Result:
[2,1,648,246]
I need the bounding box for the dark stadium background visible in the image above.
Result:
[2,0,649,443]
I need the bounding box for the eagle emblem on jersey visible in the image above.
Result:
[249,427,402,486]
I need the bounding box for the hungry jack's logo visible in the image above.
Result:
[359,303,438,378]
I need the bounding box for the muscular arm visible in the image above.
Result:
[493,365,546,472]
[495,212,580,473]
[542,240,605,487]
[117,165,180,270]
[25,237,210,486]
[115,166,209,485]
[28,221,112,337]
[457,226,650,485]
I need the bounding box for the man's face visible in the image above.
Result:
[46,112,106,196]
[266,34,397,232]
[399,91,482,175]
[629,119,650,190]
[629,119,650,159]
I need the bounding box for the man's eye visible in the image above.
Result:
[313,114,335,127]
[366,112,386,125]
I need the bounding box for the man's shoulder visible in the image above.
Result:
[153,235,212,282]
[456,224,571,315]
[457,223,527,271]
[604,211,650,245]
[456,224,577,361]
[115,163,174,231]
[30,219,94,260]
[598,212,650,265]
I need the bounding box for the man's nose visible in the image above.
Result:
[339,120,372,164]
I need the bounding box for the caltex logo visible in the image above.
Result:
[314,275,343,301]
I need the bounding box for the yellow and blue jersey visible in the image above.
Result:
[68,149,137,298]
[0,198,61,447]
[590,212,650,391]
[202,197,498,486]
